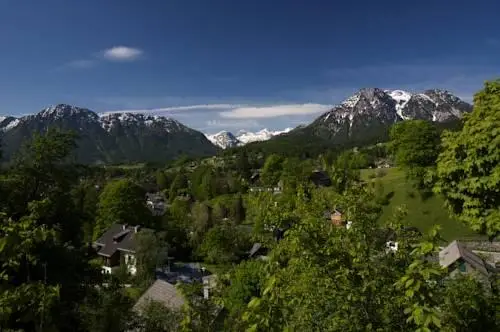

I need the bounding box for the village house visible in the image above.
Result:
[146,192,167,216]
[309,170,332,187]
[324,208,347,227]
[439,240,496,286]
[133,279,186,313]
[93,223,152,275]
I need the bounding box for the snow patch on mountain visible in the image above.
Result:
[388,90,412,120]
[2,118,20,131]
[39,104,98,121]
[98,112,184,133]
[341,93,360,108]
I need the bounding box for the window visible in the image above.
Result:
[458,261,467,272]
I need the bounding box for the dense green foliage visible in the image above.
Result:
[435,80,500,238]
[0,81,498,331]
[390,120,440,169]
[222,187,498,331]
[94,179,150,239]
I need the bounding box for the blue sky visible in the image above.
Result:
[0,0,499,133]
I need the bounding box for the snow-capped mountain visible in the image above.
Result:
[236,128,293,144]
[206,131,241,149]
[205,127,293,149]
[0,104,217,163]
[291,88,472,146]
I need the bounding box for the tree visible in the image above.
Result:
[94,179,149,239]
[434,80,500,238]
[440,275,498,331]
[135,300,182,332]
[231,194,245,225]
[190,202,213,249]
[390,120,440,195]
[134,229,169,286]
[197,222,251,265]
[0,129,100,331]
[178,282,222,332]
[80,277,135,332]
[169,172,189,201]
[156,170,169,191]
[212,202,229,222]
[0,209,60,332]
[329,151,361,193]
[390,120,440,169]
[72,180,100,243]
[260,154,284,186]
[6,129,83,244]
[235,149,251,180]
[221,260,265,324]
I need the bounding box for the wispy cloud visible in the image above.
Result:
[219,103,333,119]
[59,46,144,70]
[204,119,261,129]
[104,104,244,114]
[102,102,333,120]
[102,46,144,62]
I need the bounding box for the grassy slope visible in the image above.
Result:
[360,168,483,241]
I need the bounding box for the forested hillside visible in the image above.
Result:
[0,81,499,331]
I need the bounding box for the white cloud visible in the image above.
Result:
[218,103,333,119]
[102,46,143,61]
[103,104,244,114]
[205,119,261,129]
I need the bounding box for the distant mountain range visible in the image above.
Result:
[0,104,217,164]
[0,88,472,163]
[205,128,293,149]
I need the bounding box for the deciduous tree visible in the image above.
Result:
[94,179,149,239]
[435,80,500,237]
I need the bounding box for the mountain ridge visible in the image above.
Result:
[0,104,218,164]
[237,88,472,157]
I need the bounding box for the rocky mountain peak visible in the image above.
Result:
[206,131,241,149]
[358,87,388,100]
[38,104,98,121]
[305,87,472,145]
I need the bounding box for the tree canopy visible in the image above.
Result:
[94,178,149,239]
[435,80,500,238]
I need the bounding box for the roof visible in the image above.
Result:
[439,240,494,277]
[309,170,332,186]
[324,209,343,219]
[249,243,263,257]
[94,223,152,257]
[133,279,185,312]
